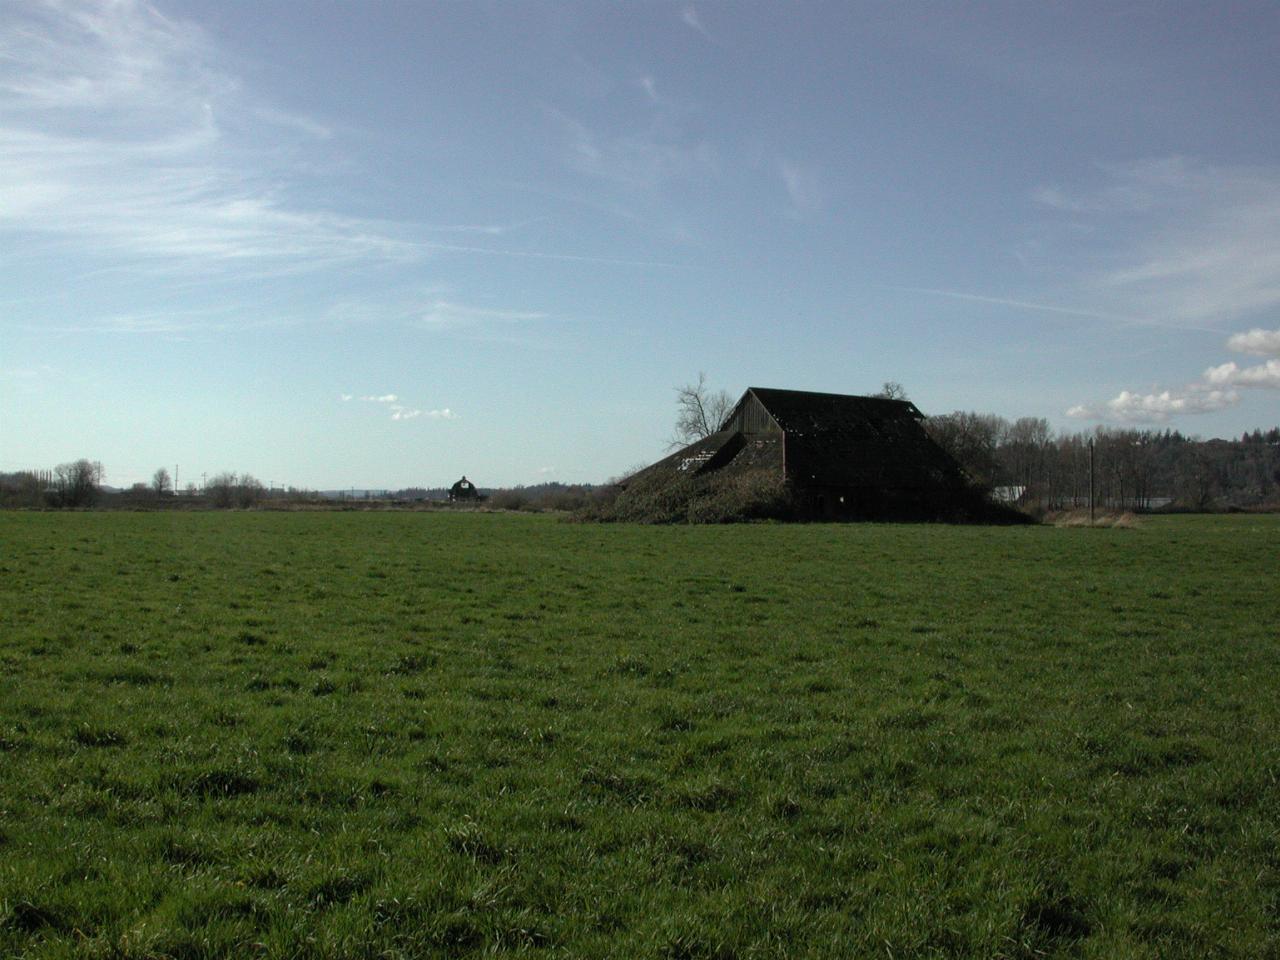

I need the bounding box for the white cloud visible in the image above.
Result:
[1064,321,1280,421]
[390,406,456,422]
[342,392,456,422]
[1067,387,1239,423]
[1227,328,1280,357]
[1204,360,1280,389]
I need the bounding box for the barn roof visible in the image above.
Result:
[741,387,964,490]
[740,387,923,431]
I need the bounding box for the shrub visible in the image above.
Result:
[487,490,532,512]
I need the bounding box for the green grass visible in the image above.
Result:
[1,512,1277,958]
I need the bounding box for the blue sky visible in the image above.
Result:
[3,0,1279,489]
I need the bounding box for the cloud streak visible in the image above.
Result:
[419,300,548,329]
[896,286,1177,328]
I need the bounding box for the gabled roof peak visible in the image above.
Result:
[742,387,923,425]
[746,386,912,405]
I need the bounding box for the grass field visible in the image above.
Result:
[1,512,1278,958]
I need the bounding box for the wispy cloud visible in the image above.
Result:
[0,1,424,272]
[1,2,665,286]
[0,363,60,381]
[424,219,544,237]
[419,300,548,329]
[779,160,823,214]
[547,106,718,190]
[23,303,293,337]
[896,286,1185,329]
[1033,157,1280,328]
[904,159,1280,336]
[681,7,713,42]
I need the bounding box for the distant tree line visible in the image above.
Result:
[6,413,1278,513]
[0,463,313,509]
[924,415,1280,511]
[0,460,103,508]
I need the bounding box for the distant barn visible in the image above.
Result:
[625,387,998,521]
[448,476,481,502]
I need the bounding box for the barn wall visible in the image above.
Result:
[727,392,781,435]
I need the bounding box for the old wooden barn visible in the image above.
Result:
[627,387,988,521]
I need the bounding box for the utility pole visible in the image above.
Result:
[1088,438,1095,525]
[174,464,179,496]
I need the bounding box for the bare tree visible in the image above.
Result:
[1178,447,1221,511]
[874,381,908,400]
[1000,417,1052,505]
[152,467,171,497]
[924,412,1007,490]
[207,471,265,508]
[672,373,733,447]
[53,459,103,507]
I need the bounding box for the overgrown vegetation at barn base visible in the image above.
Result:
[580,468,791,523]
[581,471,1029,524]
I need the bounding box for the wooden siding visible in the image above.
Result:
[725,391,781,435]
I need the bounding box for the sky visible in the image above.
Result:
[2,0,1279,489]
